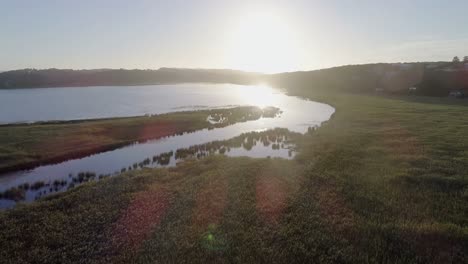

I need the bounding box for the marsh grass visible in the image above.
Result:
[0,106,279,172]
[0,92,467,263]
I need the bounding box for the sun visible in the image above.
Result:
[225,10,303,73]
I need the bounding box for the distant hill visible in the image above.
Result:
[0,68,264,89]
[268,62,468,96]
[2,63,468,97]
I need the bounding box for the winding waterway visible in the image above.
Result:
[0,84,334,208]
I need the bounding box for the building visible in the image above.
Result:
[408,86,417,95]
[448,90,466,98]
[375,87,385,93]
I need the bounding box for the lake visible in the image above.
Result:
[0,84,334,208]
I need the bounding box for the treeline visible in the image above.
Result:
[268,63,425,94]
[0,68,263,88]
[3,63,468,96]
[268,62,468,96]
[418,66,468,96]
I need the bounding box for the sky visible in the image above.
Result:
[1,0,468,73]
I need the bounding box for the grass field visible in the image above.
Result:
[0,106,277,173]
[0,91,467,263]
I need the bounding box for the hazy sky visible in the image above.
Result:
[2,0,468,73]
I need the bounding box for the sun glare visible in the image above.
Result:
[226,10,303,73]
[239,84,277,108]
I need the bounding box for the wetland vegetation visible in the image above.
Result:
[0,106,280,173]
[0,127,297,204]
[0,88,466,263]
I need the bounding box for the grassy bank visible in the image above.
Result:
[0,92,467,263]
[0,106,278,173]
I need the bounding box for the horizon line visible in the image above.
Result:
[0,60,457,75]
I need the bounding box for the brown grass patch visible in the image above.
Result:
[315,182,356,234]
[111,185,172,252]
[401,225,467,263]
[191,176,228,231]
[379,122,424,161]
[255,175,290,225]
[108,121,182,142]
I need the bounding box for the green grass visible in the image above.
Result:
[0,106,277,172]
[0,91,467,263]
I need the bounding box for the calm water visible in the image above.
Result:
[0,84,334,208]
[0,84,302,123]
